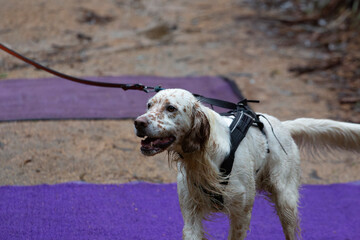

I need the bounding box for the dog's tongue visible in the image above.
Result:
[141,137,174,149]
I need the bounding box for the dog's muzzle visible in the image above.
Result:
[134,116,148,137]
[134,115,176,156]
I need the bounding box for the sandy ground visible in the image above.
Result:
[0,0,359,186]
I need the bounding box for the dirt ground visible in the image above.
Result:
[0,0,359,186]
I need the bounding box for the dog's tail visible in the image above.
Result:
[282,118,360,155]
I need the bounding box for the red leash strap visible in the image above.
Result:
[0,43,161,92]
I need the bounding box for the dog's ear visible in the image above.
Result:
[181,105,210,153]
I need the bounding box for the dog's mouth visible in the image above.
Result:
[140,136,176,156]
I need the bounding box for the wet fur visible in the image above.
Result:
[134,89,360,240]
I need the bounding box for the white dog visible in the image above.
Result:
[134,88,360,240]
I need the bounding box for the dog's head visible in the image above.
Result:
[134,89,210,156]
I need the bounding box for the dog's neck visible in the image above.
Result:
[173,106,231,205]
[202,107,231,167]
[176,106,231,175]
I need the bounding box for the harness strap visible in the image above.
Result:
[194,94,260,110]
[220,110,255,180]
[192,99,267,208]
[205,108,256,208]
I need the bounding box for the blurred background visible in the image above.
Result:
[0,0,359,185]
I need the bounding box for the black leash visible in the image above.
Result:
[0,43,259,106]
[1,43,268,208]
[0,43,163,93]
[0,43,261,112]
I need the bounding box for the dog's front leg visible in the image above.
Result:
[226,157,257,240]
[178,174,205,240]
[181,207,204,240]
[226,188,255,240]
[228,204,253,240]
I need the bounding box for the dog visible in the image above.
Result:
[134,88,360,240]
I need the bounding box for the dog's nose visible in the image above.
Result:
[134,116,149,129]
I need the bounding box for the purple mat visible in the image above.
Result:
[0,76,243,121]
[0,182,359,240]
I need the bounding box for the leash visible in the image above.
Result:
[0,43,262,113]
[0,43,163,93]
[0,43,271,207]
[0,43,258,108]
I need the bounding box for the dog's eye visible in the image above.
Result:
[167,105,177,112]
[147,103,152,109]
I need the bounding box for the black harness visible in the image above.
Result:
[194,95,268,207]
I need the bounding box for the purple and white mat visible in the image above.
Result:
[0,76,242,121]
[0,76,359,239]
[0,182,359,240]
